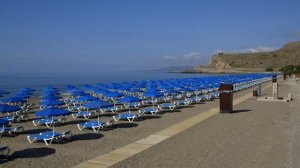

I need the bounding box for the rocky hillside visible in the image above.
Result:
[194,41,300,73]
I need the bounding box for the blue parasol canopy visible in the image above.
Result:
[95,89,110,95]
[15,93,31,99]
[0,118,9,125]
[35,108,70,117]
[2,97,26,103]
[40,100,65,107]
[0,104,21,113]
[83,100,113,109]
[118,96,141,103]
[67,90,86,96]
[76,95,97,102]
[105,92,124,98]
[143,90,163,98]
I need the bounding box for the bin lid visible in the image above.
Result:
[219,83,233,90]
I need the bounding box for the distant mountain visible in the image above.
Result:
[156,66,194,72]
[191,41,300,73]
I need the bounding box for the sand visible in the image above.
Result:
[1,80,298,168]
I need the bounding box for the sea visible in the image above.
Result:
[0,70,223,95]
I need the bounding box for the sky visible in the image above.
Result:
[0,0,300,74]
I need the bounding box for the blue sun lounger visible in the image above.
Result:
[77,120,113,132]
[101,106,121,113]
[27,131,72,146]
[1,114,29,123]
[0,126,24,135]
[32,117,66,128]
[189,96,203,103]
[138,107,160,115]
[204,94,213,101]
[174,99,192,106]
[123,102,141,109]
[72,111,93,119]
[113,113,137,122]
[158,103,177,110]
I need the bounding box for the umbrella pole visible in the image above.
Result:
[152,97,154,110]
[112,98,116,109]
[52,116,54,136]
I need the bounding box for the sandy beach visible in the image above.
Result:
[1,79,299,168]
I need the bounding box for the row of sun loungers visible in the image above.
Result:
[0,74,273,151]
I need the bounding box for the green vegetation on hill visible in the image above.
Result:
[280,65,300,74]
[207,41,300,72]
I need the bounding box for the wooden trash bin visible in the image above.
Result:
[253,90,258,96]
[219,83,233,113]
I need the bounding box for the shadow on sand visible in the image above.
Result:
[71,133,104,141]
[10,147,55,159]
[111,123,138,129]
[138,115,161,121]
[65,119,87,125]
[232,109,252,113]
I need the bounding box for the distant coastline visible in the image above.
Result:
[173,68,269,74]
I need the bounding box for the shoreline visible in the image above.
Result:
[170,68,279,74]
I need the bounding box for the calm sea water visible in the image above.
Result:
[0,71,221,94]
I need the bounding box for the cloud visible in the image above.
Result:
[163,52,207,65]
[182,52,202,61]
[215,46,278,54]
